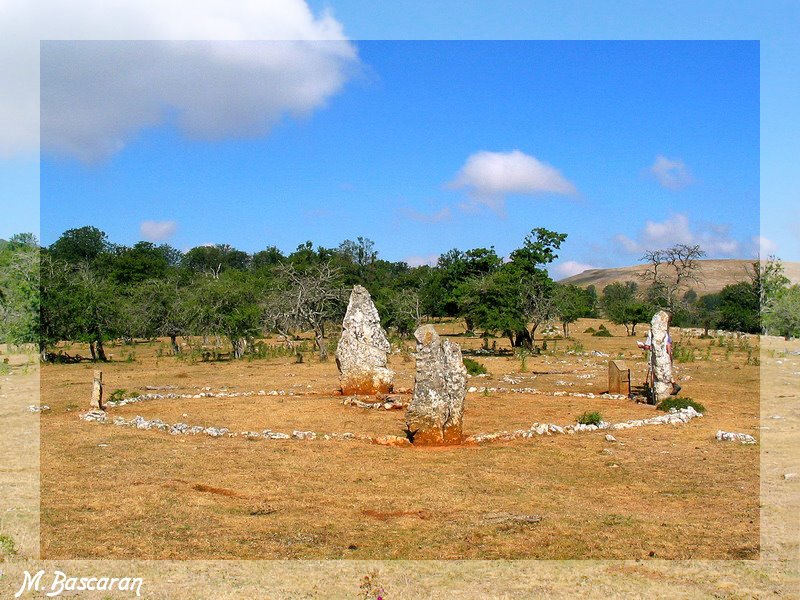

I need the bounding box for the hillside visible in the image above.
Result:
[559,259,800,295]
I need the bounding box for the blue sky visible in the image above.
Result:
[2,1,799,275]
[39,39,758,276]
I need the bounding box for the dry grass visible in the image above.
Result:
[37,319,761,560]
[1,323,797,598]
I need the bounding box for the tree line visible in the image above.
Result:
[1,226,795,362]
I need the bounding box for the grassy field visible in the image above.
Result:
[1,321,797,598]
[34,319,762,560]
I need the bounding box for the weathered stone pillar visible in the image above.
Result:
[90,369,104,410]
[405,325,467,445]
[649,311,672,403]
[335,285,394,395]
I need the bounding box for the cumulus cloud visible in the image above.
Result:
[615,213,741,257]
[752,235,778,258]
[404,254,439,268]
[140,220,177,241]
[648,155,694,190]
[447,150,577,214]
[0,0,355,159]
[553,260,597,279]
[402,206,452,224]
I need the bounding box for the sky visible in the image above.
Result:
[2,1,798,278]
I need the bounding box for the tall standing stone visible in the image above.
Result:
[90,370,104,410]
[405,325,467,445]
[335,285,394,395]
[649,310,673,403]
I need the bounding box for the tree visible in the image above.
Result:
[553,283,595,337]
[251,246,285,271]
[49,226,112,265]
[378,288,422,337]
[751,256,790,332]
[0,235,39,346]
[763,285,800,339]
[601,281,650,335]
[67,265,121,361]
[182,244,249,278]
[130,277,194,354]
[106,241,174,285]
[264,262,347,360]
[695,293,722,336]
[713,281,760,333]
[640,244,706,312]
[459,270,526,347]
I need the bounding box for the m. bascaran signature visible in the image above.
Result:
[15,570,143,597]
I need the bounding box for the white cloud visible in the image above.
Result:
[648,155,694,190]
[752,235,778,258]
[615,213,742,257]
[447,150,576,214]
[553,260,597,279]
[402,206,452,223]
[404,254,439,267]
[0,0,355,160]
[140,220,177,241]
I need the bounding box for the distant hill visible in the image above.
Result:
[559,259,800,295]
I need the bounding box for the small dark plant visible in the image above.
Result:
[583,326,596,334]
[577,411,603,425]
[0,533,18,558]
[463,357,487,375]
[108,389,130,403]
[593,324,613,337]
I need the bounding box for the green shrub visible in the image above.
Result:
[592,327,613,337]
[463,357,487,375]
[0,533,18,558]
[673,344,695,363]
[577,411,603,425]
[583,327,596,334]
[567,341,584,353]
[657,397,706,414]
[108,389,130,403]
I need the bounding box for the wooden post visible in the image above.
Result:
[608,360,630,395]
[90,370,104,410]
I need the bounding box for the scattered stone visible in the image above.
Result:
[783,473,797,480]
[342,396,406,410]
[27,405,50,412]
[715,431,757,444]
[335,285,394,395]
[292,430,317,440]
[80,410,107,423]
[90,369,104,410]
[605,434,617,442]
[405,325,467,445]
[373,434,412,447]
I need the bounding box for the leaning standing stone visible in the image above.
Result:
[90,370,104,410]
[335,285,394,395]
[649,311,673,403]
[405,325,467,445]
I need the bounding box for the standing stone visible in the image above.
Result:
[649,311,673,403]
[90,370,104,410]
[335,285,394,395]
[405,325,467,445]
